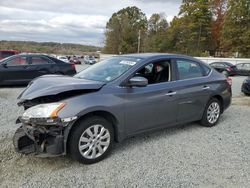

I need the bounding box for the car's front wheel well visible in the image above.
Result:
[68,111,119,143]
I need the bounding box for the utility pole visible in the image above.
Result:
[137,29,141,53]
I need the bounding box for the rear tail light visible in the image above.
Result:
[226,77,232,86]
[71,63,76,70]
[226,67,232,72]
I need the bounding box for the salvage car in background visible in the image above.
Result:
[84,55,97,65]
[210,62,237,76]
[235,63,250,76]
[0,54,76,86]
[13,53,232,164]
[57,56,70,63]
[0,50,19,60]
[70,56,81,64]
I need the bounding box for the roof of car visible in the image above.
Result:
[211,61,233,66]
[19,53,50,56]
[0,50,19,52]
[119,53,197,60]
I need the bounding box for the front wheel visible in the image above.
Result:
[200,98,221,127]
[68,116,114,164]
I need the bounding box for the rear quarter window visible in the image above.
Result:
[202,64,211,76]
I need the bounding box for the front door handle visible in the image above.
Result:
[165,91,177,96]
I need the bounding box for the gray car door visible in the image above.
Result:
[124,60,179,136]
[173,59,211,123]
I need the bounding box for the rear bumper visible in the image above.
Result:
[222,87,232,112]
[13,124,66,157]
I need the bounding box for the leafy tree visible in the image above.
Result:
[167,0,213,56]
[145,13,169,52]
[210,0,227,55]
[103,6,147,54]
[0,41,100,54]
[221,0,250,57]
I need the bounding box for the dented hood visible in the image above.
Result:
[18,75,105,100]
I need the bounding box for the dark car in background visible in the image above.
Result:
[210,62,237,76]
[13,53,232,164]
[0,53,76,86]
[241,77,250,95]
[235,63,250,76]
[0,50,19,60]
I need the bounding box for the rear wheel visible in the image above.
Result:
[200,98,221,127]
[68,116,114,164]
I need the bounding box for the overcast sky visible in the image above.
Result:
[0,0,182,46]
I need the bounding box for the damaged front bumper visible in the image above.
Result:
[13,117,76,157]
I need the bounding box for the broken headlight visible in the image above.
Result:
[22,103,65,120]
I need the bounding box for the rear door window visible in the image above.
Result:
[236,64,244,69]
[176,60,203,80]
[31,57,53,65]
[212,63,225,68]
[243,63,250,70]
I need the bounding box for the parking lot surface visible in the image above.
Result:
[0,75,250,187]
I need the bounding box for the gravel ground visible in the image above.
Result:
[231,76,247,96]
[0,78,250,187]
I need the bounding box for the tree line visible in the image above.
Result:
[103,0,250,58]
[0,41,101,55]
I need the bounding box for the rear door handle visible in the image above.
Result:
[203,86,210,90]
[23,66,30,69]
[38,70,47,74]
[165,91,177,96]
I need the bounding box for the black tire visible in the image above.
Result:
[243,92,250,96]
[68,116,114,164]
[200,98,222,127]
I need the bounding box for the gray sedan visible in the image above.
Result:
[13,53,232,164]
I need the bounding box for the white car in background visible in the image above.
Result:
[57,56,69,63]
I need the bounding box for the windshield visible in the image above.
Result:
[74,56,142,82]
[0,55,16,63]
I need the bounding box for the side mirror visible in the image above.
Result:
[127,76,148,87]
